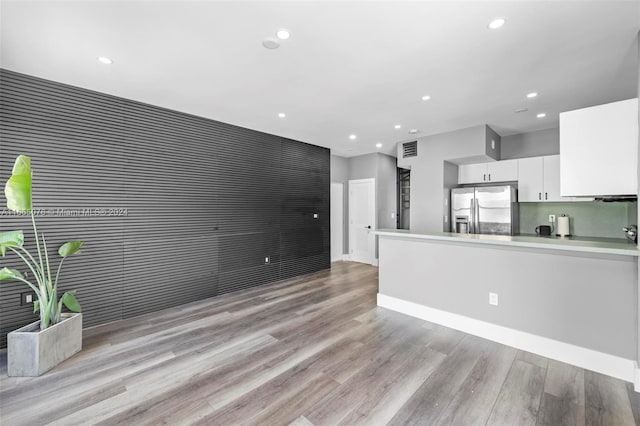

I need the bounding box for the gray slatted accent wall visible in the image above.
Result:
[0,69,330,347]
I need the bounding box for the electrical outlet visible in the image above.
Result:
[264,256,270,264]
[20,292,36,306]
[549,214,556,223]
[489,292,499,306]
[313,213,318,219]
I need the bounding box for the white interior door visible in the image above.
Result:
[330,183,344,262]
[349,178,376,265]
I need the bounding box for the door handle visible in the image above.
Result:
[469,198,476,234]
[364,226,371,229]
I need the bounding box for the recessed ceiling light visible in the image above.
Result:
[278,113,286,118]
[394,124,401,129]
[421,95,431,101]
[409,129,419,134]
[488,18,506,29]
[97,56,113,65]
[527,92,538,98]
[276,29,290,40]
[537,113,546,118]
[514,108,528,113]
[349,134,357,140]
[262,38,280,49]
[376,143,383,148]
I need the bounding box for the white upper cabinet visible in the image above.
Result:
[488,159,519,182]
[560,98,638,196]
[542,155,564,202]
[518,155,585,202]
[458,159,518,184]
[458,163,487,184]
[517,157,544,202]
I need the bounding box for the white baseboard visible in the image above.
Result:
[377,293,636,384]
[336,256,378,266]
[333,254,378,264]
[331,254,351,262]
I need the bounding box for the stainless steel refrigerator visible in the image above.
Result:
[450,185,518,235]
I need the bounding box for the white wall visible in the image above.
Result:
[376,154,398,230]
[397,125,499,233]
[330,154,349,182]
[330,153,397,258]
[501,127,560,159]
[330,155,349,256]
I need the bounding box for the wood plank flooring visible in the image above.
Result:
[1,261,638,425]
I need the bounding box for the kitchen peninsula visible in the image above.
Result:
[373,229,639,387]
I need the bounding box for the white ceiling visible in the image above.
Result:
[1,1,638,158]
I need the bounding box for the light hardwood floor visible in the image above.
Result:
[1,261,638,425]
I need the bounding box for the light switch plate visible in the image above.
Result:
[489,292,499,306]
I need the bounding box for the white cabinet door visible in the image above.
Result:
[518,157,544,202]
[542,155,572,202]
[458,163,487,184]
[560,98,638,196]
[487,159,518,182]
[519,155,590,202]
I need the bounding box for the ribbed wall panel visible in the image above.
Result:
[0,69,330,347]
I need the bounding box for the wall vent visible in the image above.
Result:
[403,141,418,158]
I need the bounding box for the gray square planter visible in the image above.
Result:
[7,313,82,377]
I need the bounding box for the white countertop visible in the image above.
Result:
[372,229,639,257]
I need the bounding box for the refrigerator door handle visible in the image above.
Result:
[470,198,475,234]
[475,198,480,234]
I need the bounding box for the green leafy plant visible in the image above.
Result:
[0,155,83,330]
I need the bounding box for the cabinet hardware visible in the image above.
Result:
[538,192,541,200]
[483,174,486,181]
[488,174,491,181]
[545,192,548,200]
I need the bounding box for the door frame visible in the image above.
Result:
[330,182,344,262]
[348,178,376,265]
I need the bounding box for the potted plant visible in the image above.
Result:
[0,155,84,376]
